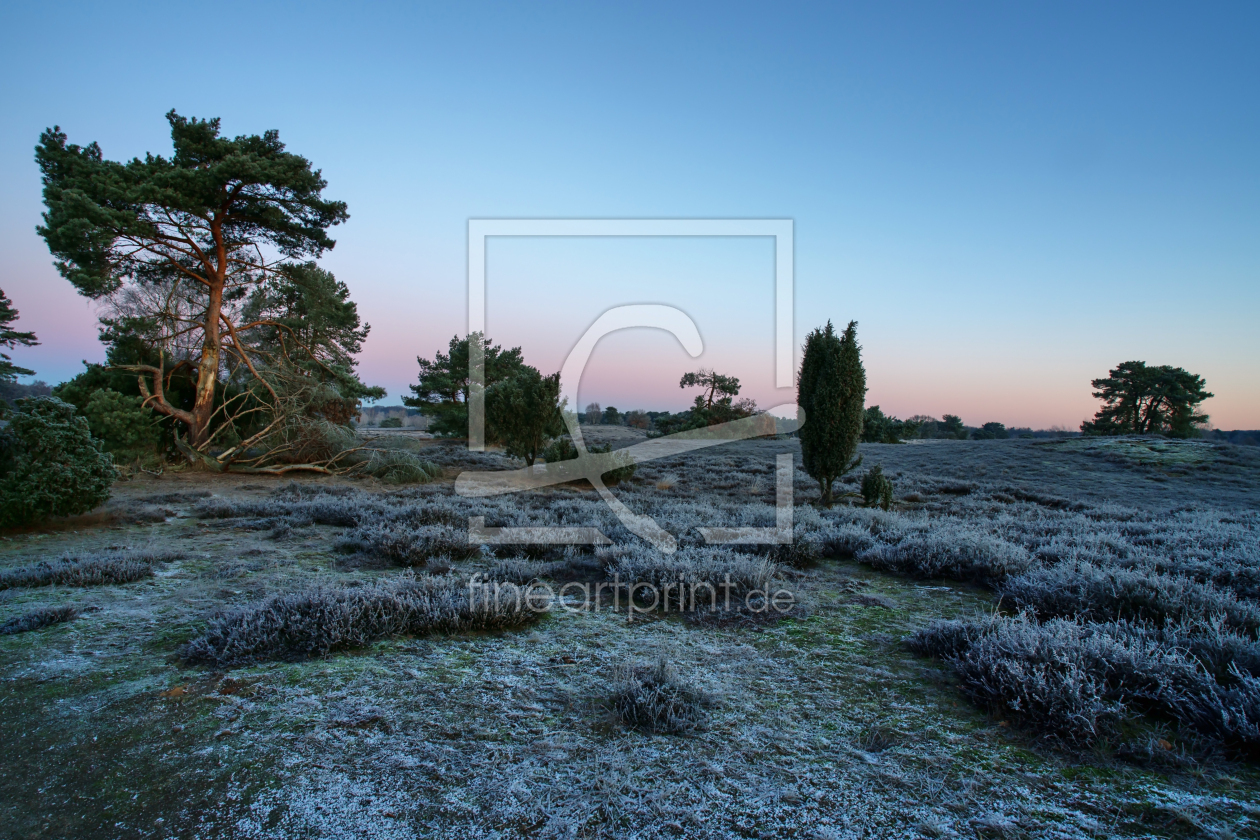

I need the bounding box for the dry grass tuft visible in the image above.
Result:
[610,658,715,735]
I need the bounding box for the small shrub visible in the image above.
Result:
[1000,563,1260,635]
[335,522,476,566]
[589,443,637,484]
[0,550,175,589]
[378,416,403,428]
[183,574,539,665]
[0,397,115,527]
[605,546,777,610]
[859,530,1032,584]
[611,659,713,735]
[362,449,439,485]
[860,465,894,510]
[0,604,78,634]
[82,388,159,457]
[541,436,578,464]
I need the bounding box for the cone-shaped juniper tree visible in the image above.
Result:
[798,320,865,506]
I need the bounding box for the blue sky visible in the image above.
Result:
[1,2,1256,427]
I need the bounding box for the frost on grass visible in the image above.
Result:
[0,604,78,635]
[183,574,540,665]
[611,658,716,735]
[0,548,182,590]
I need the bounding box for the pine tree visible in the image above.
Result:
[797,320,865,506]
[0,289,38,382]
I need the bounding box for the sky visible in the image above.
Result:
[0,2,1256,428]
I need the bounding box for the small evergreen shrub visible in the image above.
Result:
[334,522,477,565]
[860,464,894,510]
[378,416,403,428]
[1000,563,1260,635]
[0,397,115,527]
[82,388,159,458]
[541,436,578,463]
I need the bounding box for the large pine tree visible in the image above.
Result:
[797,320,866,506]
[36,111,354,457]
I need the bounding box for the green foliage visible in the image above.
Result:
[82,388,159,455]
[539,437,635,483]
[379,416,403,428]
[541,436,579,463]
[1082,361,1212,438]
[971,422,1009,440]
[602,406,622,425]
[653,369,757,437]
[362,449,439,485]
[405,332,525,438]
[589,443,637,484]
[941,414,968,439]
[35,111,350,451]
[862,405,920,443]
[679,369,740,409]
[798,320,865,506]
[860,464,894,510]
[243,262,385,419]
[0,288,38,383]
[485,366,564,466]
[0,397,115,527]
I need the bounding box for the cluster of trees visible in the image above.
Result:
[0,108,1222,527]
[32,111,383,475]
[404,333,564,466]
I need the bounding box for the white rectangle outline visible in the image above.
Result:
[466,219,794,450]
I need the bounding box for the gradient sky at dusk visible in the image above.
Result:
[1,2,1256,428]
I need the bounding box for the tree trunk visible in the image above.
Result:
[191,279,224,449]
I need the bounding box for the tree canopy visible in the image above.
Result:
[1081,361,1212,438]
[485,367,564,466]
[36,112,370,470]
[798,320,865,506]
[404,333,525,438]
[0,289,38,383]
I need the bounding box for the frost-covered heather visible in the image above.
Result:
[603,545,778,609]
[0,604,78,634]
[184,574,539,665]
[0,548,182,589]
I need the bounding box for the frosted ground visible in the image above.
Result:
[1,429,1258,839]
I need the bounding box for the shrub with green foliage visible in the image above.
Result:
[862,406,920,443]
[0,397,115,527]
[378,416,403,428]
[798,321,865,505]
[860,464,894,510]
[971,421,1008,440]
[82,388,159,457]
